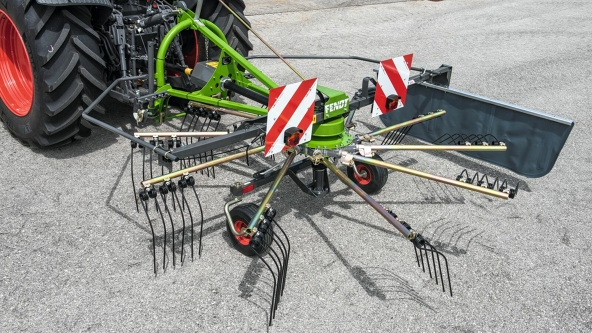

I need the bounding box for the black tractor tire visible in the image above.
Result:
[198,0,253,62]
[226,203,273,257]
[0,1,106,147]
[346,153,389,194]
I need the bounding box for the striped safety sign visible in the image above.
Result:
[265,78,318,156]
[372,54,413,117]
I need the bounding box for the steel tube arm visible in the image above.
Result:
[367,110,446,137]
[322,158,412,238]
[247,151,297,229]
[363,145,507,152]
[350,155,510,199]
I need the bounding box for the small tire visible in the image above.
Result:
[346,153,389,194]
[226,203,273,256]
[0,2,106,147]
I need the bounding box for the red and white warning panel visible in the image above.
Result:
[372,54,413,117]
[265,78,318,156]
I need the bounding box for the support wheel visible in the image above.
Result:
[226,203,273,256]
[346,153,388,194]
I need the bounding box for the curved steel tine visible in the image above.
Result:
[271,221,290,296]
[422,243,433,279]
[428,243,438,285]
[190,185,204,259]
[270,231,288,296]
[252,247,277,327]
[131,146,139,212]
[423,244,452,296]
[413,245,421,267]
[142,147,147,180]
[418,244,425,272]
[149,148,154,179]
[159,190,176,268]
[140,198,157,276]
[171,191,186,263]
[179,186,194,263]
[153,196,167,271]
[260,239,281,318]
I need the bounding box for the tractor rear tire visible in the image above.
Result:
[199,0,253,61]
[0,1,106,147]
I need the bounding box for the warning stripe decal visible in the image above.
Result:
[265,78,318,156]
[372,54,413,117]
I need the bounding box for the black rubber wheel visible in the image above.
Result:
[226,203,273,256]
[346,153,389,194]
[198,0,253,62]
[0,2,106,147]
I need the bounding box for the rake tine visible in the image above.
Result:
[424,242,452,296]
[179,188,187,263]
[270,231,287,297]
[263,239,283,317]
[149,142,154,179]
[422,243,433,279]
[142,147,147,180]
[413,245,421,267]
[426,243,444,290]
[131,144,139,212]
[252,247,277,327]
[190,184,204,258]
[140,194,157,276]
[271,219,290,296]
[171,189,187,263]
[153,195,167,271]
[418,244,425,272]
[159,187,175,268]
[178,176,195,263]
[429,244,438,285]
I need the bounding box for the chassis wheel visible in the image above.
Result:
[226,203,273,256]
[346,153,389,194]
[0,2,105,147]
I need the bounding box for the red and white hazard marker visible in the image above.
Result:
[372,54,413,117]
[265,78,318,156]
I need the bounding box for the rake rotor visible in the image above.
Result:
[77,2,573,329]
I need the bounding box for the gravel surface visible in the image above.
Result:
[1,0,591,332]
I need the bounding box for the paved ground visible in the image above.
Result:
[1,0,591,332]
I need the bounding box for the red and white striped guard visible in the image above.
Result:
[265,78,318,156]
[372,54,413,117]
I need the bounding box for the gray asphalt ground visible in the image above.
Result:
[1,0,591,332]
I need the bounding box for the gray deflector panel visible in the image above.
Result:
[380,83,574,178]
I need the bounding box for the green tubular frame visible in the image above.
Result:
[152,10,354,149]
[153,10,278,116]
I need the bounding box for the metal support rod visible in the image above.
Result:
[187,101,259,119]
[350,154,510,199]
[361,144,507,152]
[222,79,269,106]
[321,158,412,238]
[134,132,229,138]
[142,146,265,187]
[247,151,298,229]
[225,197,244,236]
[367,110,446,138]
[217,0,306,81]
[246,54,381,64]
[81,75,179,161]
[148,42,155,108]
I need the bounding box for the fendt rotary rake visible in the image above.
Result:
[0,0,574,328]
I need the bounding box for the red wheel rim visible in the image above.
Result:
[0,10,33,117]
[354,164,372,185]
[234,220,252,246]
